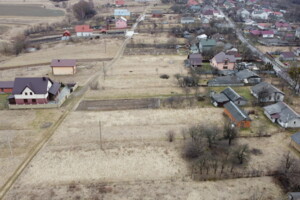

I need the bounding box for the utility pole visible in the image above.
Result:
[7,137,13,157]
[99,120,103,150]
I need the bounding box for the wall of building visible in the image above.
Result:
[0,88,13,93]
[52,66,75,75]
[76,32,92,37]
[224,109,251,128]
[15,98,48,105]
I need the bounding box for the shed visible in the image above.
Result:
[152,10,163,18]
[0,81,14,93]
[187,53,202,66]
[224,101,251,128]
[51,59,77,75]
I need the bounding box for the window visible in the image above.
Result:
[294,121,296,125]
[24,99,28,103]
[32,99,36,103]
[224,59,229,65]
[223,66,228,69]
[25,92,28,95]
[30,92,33,95]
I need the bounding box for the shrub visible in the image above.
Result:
[160,74,170,79]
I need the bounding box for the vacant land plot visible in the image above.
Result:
[256,45,297,53]
[4,107,287,199]
[0,4,64,17]
[0,109,63,190]
[0,39,121,68]
[85,55,191,100]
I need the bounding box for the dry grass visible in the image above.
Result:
[256,45,298,53]
[0,39,122,68]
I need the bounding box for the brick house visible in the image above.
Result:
[210,52,236,70]
[224,101,251,128]
[9,77,61,105]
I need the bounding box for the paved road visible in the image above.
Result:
[0,3,154,199]
[215,5,298,91]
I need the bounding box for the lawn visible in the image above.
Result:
[0,94,8,109]
[209,86,254,101]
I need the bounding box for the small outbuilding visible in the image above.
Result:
[187,53,202,67]
[0,81,14,93]
[51,59,77,75]
[224,101,251,128]
[152,10,163,18]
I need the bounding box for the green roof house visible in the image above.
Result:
[199,39,216,52]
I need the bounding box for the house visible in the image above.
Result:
[61,30,71,40]
[280,52,296,61]
[199,39,216,52]
[213,10,224,19]
[221,87,247,106]
[272,12,284,18]
[115,17,127,29]
[187,53,202,67]
[0,81,14,93]
[264,102,300,128]
[275,22,290,31]
[224,101,251,128]
[251,10,269,20]
[51,59,77,75]
[295,27,300,38]
[75,25,93,37]
[197,34,207,40]
[250,30,261,37]
[181,17,195,24]
[294,48,300,56]
[211,87,247,107]
[210,52,236,70]
[238,8,250,19]
[187,0,198,6]
[235,69,261,84]
[152,10,163,18]
[261,30,274,38]
[257,23,272,30]
[284,33,295,41]
[115,0,125,6]
[251,82,285,102]
[290,132,300,152]
[114,9,130,19]
[202,10,214,20]
[9,77,61,105]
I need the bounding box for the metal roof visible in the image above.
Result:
[213,52,236,63]
[236,69,259,80]
[224,101,251,122]
[12,77,52,95]
[251,82,284,95]
[221,87,243,101]
[264,102,300,123]
[51,59,76,67]
[211,93,229,103]
[48,82,61,95]
[0,81,14,88]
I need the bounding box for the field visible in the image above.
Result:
[0,109,63,190]
[256,45,298,53]
[85,55,191,100]
[0,39,122,69]
[3,108,286,199]
[0,4,64,17]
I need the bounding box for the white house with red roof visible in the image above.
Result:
[75,25,93,37]
[261,30,274,38]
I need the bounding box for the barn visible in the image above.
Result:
[224,101,251,128]
[51,59,77,75]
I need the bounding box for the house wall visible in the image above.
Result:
[210,58,235,70]
[224,108,251,128]
[52,66,76,75]
[181,20,194,24]
[0,88,13,93]
[76,32,92,37]
[262,34,274,38]
[284,118,300,128]
[15,98,48,105]
[291,140,300,152]
[14,87,49,100]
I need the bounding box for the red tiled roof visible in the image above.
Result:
[75,25,93,33]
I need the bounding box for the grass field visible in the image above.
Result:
[0,94,8,110]
[0,4,64,17]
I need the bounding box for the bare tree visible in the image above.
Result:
[223,119,238,145]
[232,144,250,165]
[166,130,175,142]
[72,0,96,21]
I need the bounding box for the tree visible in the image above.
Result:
[257,87,271,105]
[288,66,300,91]
[72,0,96,21]
[223,120,238,145]
[232,144,249,165]
[200,126,220,149]
[12,34,28,56]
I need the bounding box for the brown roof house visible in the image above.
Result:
[187,53,202,67]
[9,77,61,105]
[51,59,77,75]
[210,52,236,70]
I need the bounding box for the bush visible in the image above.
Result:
[73,0,96,21]
[160,74,170,79]
[166,130,175,142]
